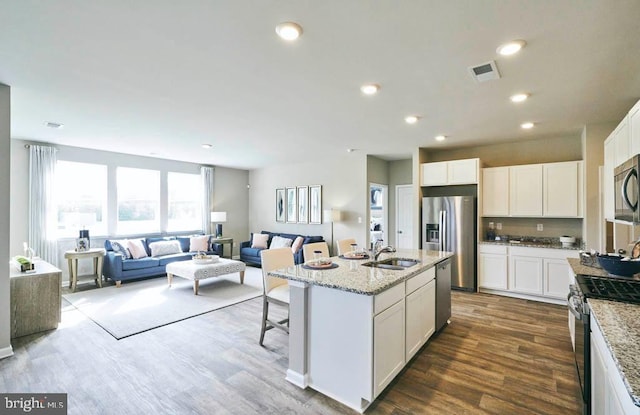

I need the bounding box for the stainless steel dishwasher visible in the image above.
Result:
[436,258,452,331]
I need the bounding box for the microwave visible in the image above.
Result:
[615,154,640,223]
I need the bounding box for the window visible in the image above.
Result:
[117,167,160,234]
[167,172,202,232]
[56,161,108,237]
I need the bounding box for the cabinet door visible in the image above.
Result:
[405,279,435,361]
[543,258,572,299]
[604,135,615,221]
[448,159,478,184]
[479,253,508,290]
[630,100,640,156]
[614,117,630,168]
[543,161,582,217]
[509,164,543,216]
[591,330,607,415]
[482,167,509,216]
[421,162,448,186]
[509,255,543,294]
[373,299,405,397]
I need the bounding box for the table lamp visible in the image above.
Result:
[210,211,227,238]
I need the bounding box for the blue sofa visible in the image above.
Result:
[103,236,223,285]
[240,231,325,266]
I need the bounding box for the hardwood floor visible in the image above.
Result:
[0,286,581,414]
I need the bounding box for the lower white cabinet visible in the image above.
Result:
[373,298,406,397]
[405,279,436,361]
[591,314,639,414]
[479,244,579,303]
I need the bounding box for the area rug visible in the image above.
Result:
[63,271,262,340]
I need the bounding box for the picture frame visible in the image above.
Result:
[371,186,383,210]
[286,187,297,223]
[297,186,309,224]
[309,185,322,224]
[276,188,285,222]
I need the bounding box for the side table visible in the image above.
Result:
[64,248,106,292]
[210,237,233,259]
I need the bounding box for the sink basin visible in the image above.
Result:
[361,257,420,270]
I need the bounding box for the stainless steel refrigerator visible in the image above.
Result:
[422,196,477,291]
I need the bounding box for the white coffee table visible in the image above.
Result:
[166,258,246,295]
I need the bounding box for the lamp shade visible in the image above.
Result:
[210,212,227,222]
[323,209,342,223]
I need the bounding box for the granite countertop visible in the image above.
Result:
[481,239,581,250]
[589,299,640,407]
[567,258,640,407]
[268,249,453,295]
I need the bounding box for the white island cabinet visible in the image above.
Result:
[269,249,452,413]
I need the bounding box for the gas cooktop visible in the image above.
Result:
[576,274,640,304]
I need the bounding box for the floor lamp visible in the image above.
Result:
[323,209,342,255]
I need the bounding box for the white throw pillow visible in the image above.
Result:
[110,239,132,259]
[251,233,269,249]
[149,240,182,257]
[270,235,293,249]
[189,235,210,252]
[127,239,148,259]
[291,236,304,254]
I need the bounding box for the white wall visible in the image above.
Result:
[0,84,12,358]
[248,153,369,255]
[10,140,249,280]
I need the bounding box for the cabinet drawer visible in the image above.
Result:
[479,244,508,255]
[374,283,405,315]
[406,267,435,295]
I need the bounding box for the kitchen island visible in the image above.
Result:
[269,249,453,413]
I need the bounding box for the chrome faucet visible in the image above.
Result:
[372,239,396,261]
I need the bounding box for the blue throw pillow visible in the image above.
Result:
[110,240,132,259]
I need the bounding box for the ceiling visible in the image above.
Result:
[1,1,640,170]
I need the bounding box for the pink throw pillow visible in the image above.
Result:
[251,233,269,249]
[189,235,210,252]
[291,236,304,254]
[127,239,148,259]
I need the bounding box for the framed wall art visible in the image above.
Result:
[309,185,322,224]
[276,188,285,222]
[297,186,308,224]
[286,187,297,223]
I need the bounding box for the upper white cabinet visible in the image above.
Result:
[613,116,630,168]
[604,135,615,221]
[482,167,509,216]
[421,158,479,186]
[510,164,543,216]
[630,100,640,156]
[482,161,583,218]
[543,161,583,217]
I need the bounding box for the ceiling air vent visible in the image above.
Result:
[468,60,501,83]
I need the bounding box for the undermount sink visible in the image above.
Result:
[361,257,420,270]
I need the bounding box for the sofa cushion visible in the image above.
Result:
[189,235,209,252]
[270,235,293,249]
[303,235,324,245]
[110,239,132,259]
[127,239,149,259]
[291,236,304,254]
[149,240,182,256]
[241,247,264,258]
[122,257,160,270]
[155,253,193,266]
[145,237,175,256]
[252,234,269,249]
[176,236,191,252]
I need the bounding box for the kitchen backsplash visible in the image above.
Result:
[480,217,583,241]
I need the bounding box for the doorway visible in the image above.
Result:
[370,183,388,247]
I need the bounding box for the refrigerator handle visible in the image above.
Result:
[442,210,447,251]
[439,210,445,251]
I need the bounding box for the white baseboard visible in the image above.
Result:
[0,344,14,360]
[285,369,309,388]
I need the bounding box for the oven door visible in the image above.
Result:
[568,291,590,415]
[615,155,640,223]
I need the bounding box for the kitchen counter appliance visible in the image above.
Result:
[614,154,640,223]
[435,258,452,331]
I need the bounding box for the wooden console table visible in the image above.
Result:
[10,260,62,339]
[64,248,106,292]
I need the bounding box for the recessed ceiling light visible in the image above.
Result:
[405,115,419,124]
[360,84,380,95]
[435,135,446,142]
[44,121,64,129]
[202,144,213,149]
[497,40,526,56]
[275,22,303,41]
[510,93,529,103]
[521,122,534,129]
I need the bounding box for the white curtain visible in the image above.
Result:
[201,166,215,234]
[28,145,58,265]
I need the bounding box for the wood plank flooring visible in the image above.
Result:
[0,284,581,414]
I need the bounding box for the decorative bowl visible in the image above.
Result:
[596,254,640,277]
